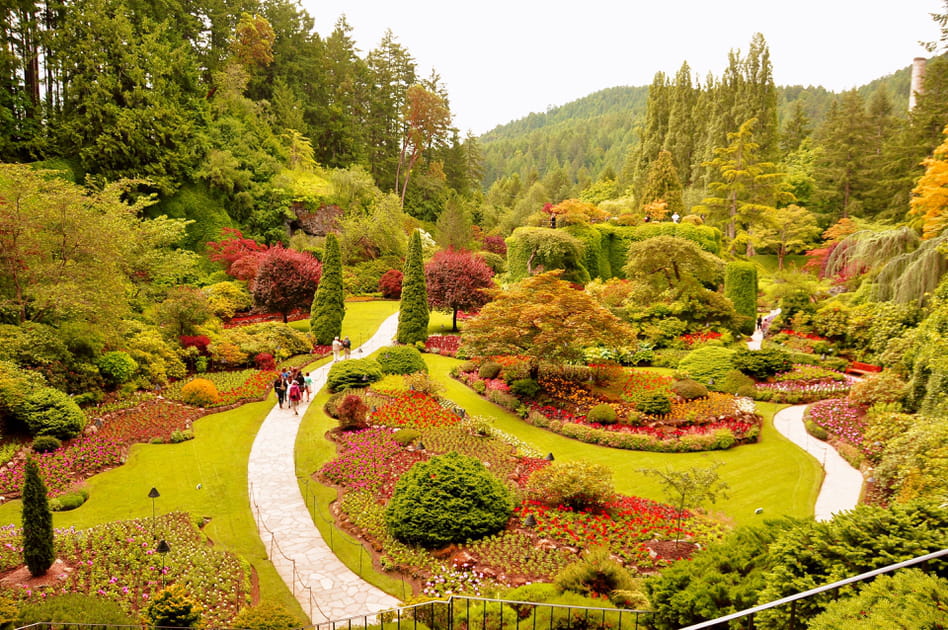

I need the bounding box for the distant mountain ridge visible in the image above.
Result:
[478,61,916,190]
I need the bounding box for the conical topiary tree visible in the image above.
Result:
[22,457,54,576]
[396,230,429,344]
[309,233,345,345]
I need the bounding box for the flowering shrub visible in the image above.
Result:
[179,378,220,407]
[0,513,249,627]
[753,365,854,403]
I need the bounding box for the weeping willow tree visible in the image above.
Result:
[825,227,947,305]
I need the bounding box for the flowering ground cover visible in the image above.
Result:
[163,368,278,407]
[319,389,720,598]
[754,365,854,403]
[0,513,249,627]
[806,398,872,454]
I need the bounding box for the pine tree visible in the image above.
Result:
[814,91,875,218]
[639,150,685,216]
[396,230,429,344]
[309,233,345,345]
[22,457,54,577]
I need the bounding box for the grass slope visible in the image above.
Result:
[424,354,822,527]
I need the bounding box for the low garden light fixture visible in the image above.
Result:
[523,514,537,528]
[148,487,160,538]
[156,539,171,587]
[545,453,555,461]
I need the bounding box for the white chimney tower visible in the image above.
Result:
[910,57,927,111]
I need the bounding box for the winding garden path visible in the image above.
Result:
[748,307,862,519]
[772,404,863,521]
[247,313,401,623]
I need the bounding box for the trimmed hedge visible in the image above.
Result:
[678,346,737,388]
[326,358,383,393]
[724,262,758,335]
[20,388,86,439]
[505,227,590,284]
[732,348,794,379]
[376,345,427,375]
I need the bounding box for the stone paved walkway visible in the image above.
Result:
[772,404,863,521]
[247,313,401,623]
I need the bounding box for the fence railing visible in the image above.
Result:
[308,595,653,630]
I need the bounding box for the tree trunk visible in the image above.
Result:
[451,308,458,332]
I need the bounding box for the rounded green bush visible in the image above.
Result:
[327,358,383,393]
[96,350,138,387]
[670,378,709,400]
[392,428,420,446]
[526,460,615,510]
[31,435,61,453]
[554,547,636,599]
[678,346,736,387]
[637,391,672,415]
[21,387,86,439]
[478,361,502,380]
[49,487,89,512]
[377,345,427,375]
[509,378,541,398]
[231,601,302,630]
[586,403,618,425]
[718,369,757,394]
[731,348,793,379]
[385,452,513,548]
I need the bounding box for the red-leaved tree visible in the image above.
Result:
[207,228,269,282]
[379,269,403,299]
[424,248,494,332]
[251,246,322,322]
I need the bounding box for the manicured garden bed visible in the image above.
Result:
[0,512,249,627]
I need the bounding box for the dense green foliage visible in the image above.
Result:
[230,601,302,630]
[309,233,345,345]
[396,231,429,344]
[554,547,636,602]
[22,458,54,576]
[326,358,384,393]
[807,570,948,630]
[678,347,736,387]
[731,348,794,379]
[376,345,427,375]
[385,452,513,548]
[724,262,758,334]
[16,594,136,627]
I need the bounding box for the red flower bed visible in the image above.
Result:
[679,330,722,346]
[98,399,203,444]
[424,335,461,356]
[370,391,463,428]
[517,497,693,566]
[780,329,827,342]
[221,308,308,328]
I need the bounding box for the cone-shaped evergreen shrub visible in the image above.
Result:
[396,230,429,344]
[22,458,54,576]
[385,452,512,548]
[724,262,758,335]
[310,233,345,345]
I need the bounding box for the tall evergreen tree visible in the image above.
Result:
[396,230,429,344]
[22,457,54,577]
[632,72,670,195]
[663,62,699,187]
[780,100,811,153]
[639,150,685,216]
[309,233,345,345]
[814,91,875,218]
[698,118,793,247]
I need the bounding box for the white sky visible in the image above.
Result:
[299,0,945,135]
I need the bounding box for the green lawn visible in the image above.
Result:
[424,354,822,527]
[0,300,403,618]
[0,398,304,616]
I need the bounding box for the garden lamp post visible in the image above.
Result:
[148,487,160,539]
[545,453,555,461]
[156,539,171,587]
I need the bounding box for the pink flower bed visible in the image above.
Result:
[424,335,461,356]
[807,398,870,451]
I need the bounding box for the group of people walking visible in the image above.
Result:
[272,367,311,415]
[332,336,352,361]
